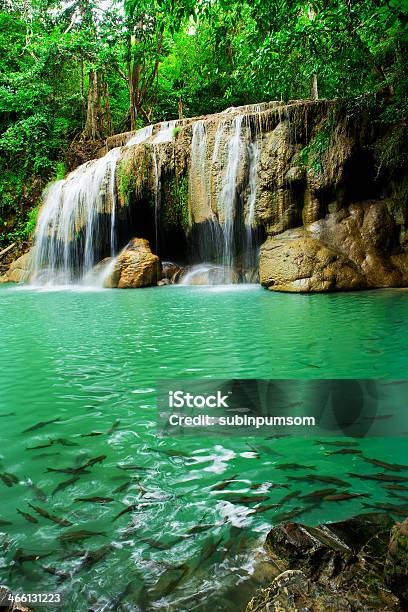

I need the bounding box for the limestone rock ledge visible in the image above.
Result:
[260,201,408,292]
[245,513,407,612]
[0,252,32,284]
[104,238,161,288]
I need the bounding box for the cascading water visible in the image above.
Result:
[32,147,121,285]
[126,124,153,147]
[220,115,244,268]
[153,120,177,144]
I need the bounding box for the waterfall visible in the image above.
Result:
[126,125,153,147]
[153,120,177,144]
[246,140,259,229]
[221,115,244,268]
[152,146,161,256]
[32,147,120,285]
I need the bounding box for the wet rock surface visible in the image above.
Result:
[104,238,161,288]
[246,513,406,611]
[0,251,32,284]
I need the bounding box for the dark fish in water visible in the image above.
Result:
[80,432,104,437]
[361,457,408,472]
[289,475,350,487]
[300,488,337,501]
[326,449,362,455]
[300,362,321,369]
[198,536,223,563]
[26,478,47,502]
[315,440,359,447]
[0,518,12,526]
[27,503,72,527]
[113,504,140,521]
[148,447,189,458]
[32,452,60,460]
[362,502,408,516]
[225,494,269,505]
[106,581,135,610]
[113,480,132,494]
[272,507,306,522]
[17,508,38,524]
[58,530,105,543]
[279,490,301,504]
[139,536,184,550]
[187,524,214,535]
[0,472,18,487]
[324,492,370,501]
[42,565,70,580]
[74,497,114,504]
[275,463,316,470]
[245,443,260,458]
[23,417,61,432]
[209,474,239,491]
[251,503,280,514]
[46,454,106,475]
[13,548,52,563]
[52,476,80,496]
[26,440,54,450]
[384,484,408,492]
[348,472,408,483]
[107,420,121,434]
[151,566,189,599]
[0,412,15,417]
[387,491,408,502]
[77,544,113,572]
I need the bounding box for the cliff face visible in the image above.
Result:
[2,98,407,290]
[110,98,408,291]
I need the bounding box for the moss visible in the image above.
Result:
[299,111,336,176]
[162,173,189,233]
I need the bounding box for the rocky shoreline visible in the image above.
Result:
[246,513,408,611]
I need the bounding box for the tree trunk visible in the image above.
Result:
[82,70,112,140]
[311,73,319,100]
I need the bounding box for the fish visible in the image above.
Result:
[274,463,316,470]
[326,449,362,455]
[361,502,408,517]
[83,455,106,468]
[52,476,80,496]
[251,503,281,514]
[107,420,121,434]
[387,491,408,502]
[209,474,239,491]
[139,536,184,550]
[0,412,16,417]
[13,548,52,563]
[76,544,113,572]
[27,503,72,526]
[299,488,337,501]
[26,478,47,502]
[46,455,106,475]
[384,484,408,492]
[32,452,60,460]
[0,518,13,526]
[58,530,106,543]
[272,507,306,522]
[113,504,140,521]
[80,432,104,437]
[361,457,408,472]
[113,480,132,494]
[0,472,18,487]
[323,492,370,501]
[225,494,270,505]
[314,440,359,447]
[23,417,62,432]
[288,475,350,487]
[26,440,54,450]
[278,490,301,504]
[348,472,408,483]
[42,565,70,580]
[148,447,189,458]
[74,497,114,504]
[54,438,78,447]
[17,509,38,524]
[187,524,214,535]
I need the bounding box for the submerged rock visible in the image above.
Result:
[385,517,408,606]
[104,238,161,288]
[246,513,405,611]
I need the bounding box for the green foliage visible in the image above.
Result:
[163,174,189,231]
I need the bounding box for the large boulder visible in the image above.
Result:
[246,513,401,612]
[385,517,408,606]
[259,229,364,292]
[105,238,161,288]
[0,251,32,284]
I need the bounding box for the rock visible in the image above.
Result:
[161,261,182,283]
[385,517,408,605]
[157,278,170,286]
[259,229,364,292]
[105,238,161,288]
[246,513,400,612]
[0,585,33,611]
[0,251,32,284]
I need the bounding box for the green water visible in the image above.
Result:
[0,284,407,611]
